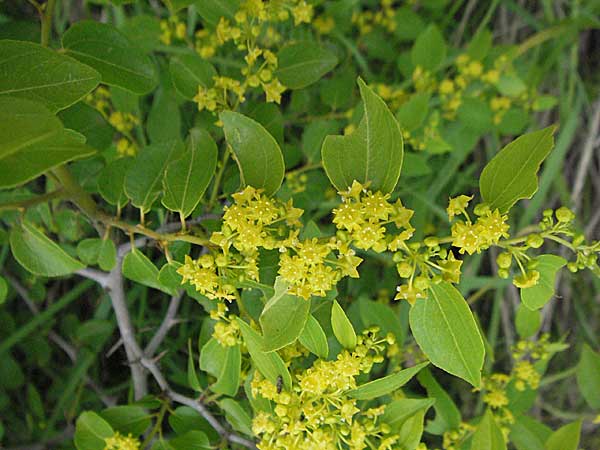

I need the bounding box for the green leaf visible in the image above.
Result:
[331,300,357,349]
[125,140,184,213]
[520,255,566,310]
[471,410,507,450]
[100,406,152,436]
[74,411,114,450]
[276,41,338,89]
[162,129,217,218]
[187,340,202,392]
[479,126,556,212]
[98,157,133,208]
[260,278,310,352]
[322,78,404,194]
[299,315,329,358]
[122,249,173,294]
[409,282,484,387]
[0,97,61,160]
[237,318,292,390]
[62,21,158,94]
[10,222,84,276]
[396,92,430,132]
[515,303,541,338]
[417,368,461,434]
[147,87,181,143]
[397,410,426,450]
[0,129,95,189]
[509,415,551,450]
[457,98,493,133]
[194,0,240,27]
[381,398,435,429]
[220,111,285,196]
[0,40,100,113]
[411,25,446,71]
[169,52,216,99]
[347,361,429,400]
[199,338,241,397]
[170,431,211,450]
[0,276,7,305]
[58,102,113,150]
[496,74,527,97]
[359,297,405,343]
[219,399,253,436]
[576,344,600,409]
[545,420,581,450]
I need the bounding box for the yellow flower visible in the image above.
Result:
[292,1,313,25]
[263,79,286,103]
[447,195,473,220]
[104,433,140,450]
[513,270,540,289]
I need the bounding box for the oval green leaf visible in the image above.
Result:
[520,254,566,310]
[122,249,173,294]
[347,361,429,400]
[479,126,556,212]
[299,315,329,359]
[322,78,403,194]
[276,41,338,89]
[169,52,216,99]
[331,299,357,350]
[545,420,581,450]
[74,411,114,450]
[381,397,435,429]
[199,338,241,397]
[409,282,484,387]
[220,111,284,196]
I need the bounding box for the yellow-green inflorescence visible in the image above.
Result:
[103,433,140,450]
[251,328,399,450]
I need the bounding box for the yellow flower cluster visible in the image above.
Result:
[210,302,241,346]
[442,422,475,450]
[448,196,510,255]
[374,83,407,111]
[251,329,399,450]
[104,433,140,450]
[85,87,138,156]
[159,16,187,45]
[352,0,397,35]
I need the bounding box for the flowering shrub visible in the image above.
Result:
[0,1,599,450]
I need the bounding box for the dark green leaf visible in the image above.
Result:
[169,52,216,99]
[276,41,338,89]
[122,249,173,294]
[170,430,211,450]
[100,406,152,436]
[98,157,134,208]
[74,411,114,450]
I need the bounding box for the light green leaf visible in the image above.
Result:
[322,78,403,194]
[515,303,541,338]
[10,222,84,276]
[347,361,428,400]
[99,406,152,436]
[410,282,484,387]
[194,0,240,27]
[545,420,581,450]
[396,92,430,132]
[479,126,556,212]
[169,52,216,99]
[331,300,357,349]
[162,129,217,218]
[471,410,507,450]
[169,431,210,450]
[260,278,310,352]
[199,338,241,397]
[496,74,527,97]
[219,399,253,436]
[397,410,426,450]
[122,249,173,294]
[299,315,329,359]
[0,129,95,189]
[411,25,446,71]
[237,318,291,390]
[0,97,62,160]
[520,255,566,310]
[509,415,551,450]
[74,411,114,450]
[125,140,184,213]
[62,21,158,94]
[0,40,100,113]
[220,111,285,196]
[276,41,338,89]
[381,398,435,429]
[576,344,600,409]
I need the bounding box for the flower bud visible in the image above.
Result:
[496,252,512,269]
[526,234,544,249]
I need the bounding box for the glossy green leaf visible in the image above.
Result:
[480,126,556,212]
[122,249,173,294]
[410,282,484,387]
[576,344,600,409]
[10,222,84,276]
[170,431,211,450]
[520,255,566,310]
[260,278,310,352]
[0,129,95,189]
[411,25,446,71]
[331,300,357,349]
[0,97,61,160]
[63,21,158,94]
[219,399,253,436]
[322,78,404,194]
[276,41,338,89]
[299,315,329,358]
[199,338,241,397]
[471,410,507,450]
[100,406,152,436]
[74,411,114,450]
[162,129,217,218]
[381,398,435,429]
[347,361,428,400]
[169,52,216,99]
[220,111,285,196]
[0,40,100,113]
[545,420,581,450]
[237,318,291,390]
[125,140,184,213]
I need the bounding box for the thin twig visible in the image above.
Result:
[145,291,184,357]
[571,98,600,211]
